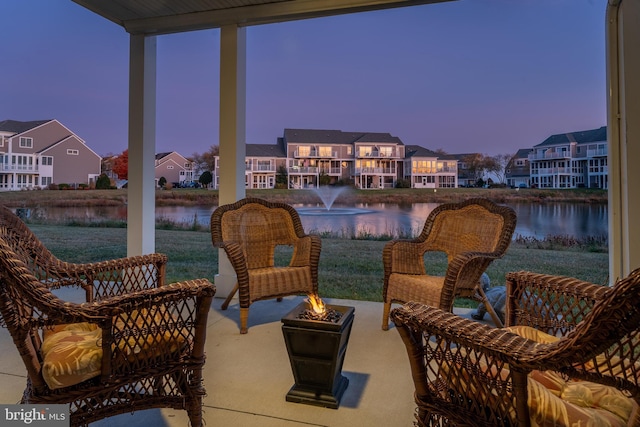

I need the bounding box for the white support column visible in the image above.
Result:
[215,25,247,298]
[607,0,640,282]
[127,34,157,256]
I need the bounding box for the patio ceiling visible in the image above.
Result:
[71,0,453,35]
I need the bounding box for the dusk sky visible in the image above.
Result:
[2,0,607,158]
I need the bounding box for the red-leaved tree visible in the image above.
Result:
[112,149,129,180]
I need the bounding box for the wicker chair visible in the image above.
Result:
[0,206,216,427]
[211,197,321,334]
[391,269,640,427]
[382,198,516,330]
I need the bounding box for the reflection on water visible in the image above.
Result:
[17,202,608,240]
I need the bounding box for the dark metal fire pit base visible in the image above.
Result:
[281,302,355,409]
[285,375,349,409]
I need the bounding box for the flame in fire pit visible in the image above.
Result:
[307,293,326,315]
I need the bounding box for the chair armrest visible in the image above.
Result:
[505,271,608,335]
[438,250,505,310]
[215,241,249,281]
[383,239,430,276]
[289,234,321,268]
[85,278,216,379]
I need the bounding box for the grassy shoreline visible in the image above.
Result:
[0,187,607,209]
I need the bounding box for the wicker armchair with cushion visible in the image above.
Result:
[382,198,517,330]
[0,206,216,427]
[391,268,640,427]
[211,197,321,334]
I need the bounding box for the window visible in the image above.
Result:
[298,146,311,157]
[167,165,174,170]
[41,156,53,166]
[318,146,332,157]
[379,147,393,157]
[0,137,5,147]
[67,149,79,155]
[19,137,33,148]
[41,177,52,186]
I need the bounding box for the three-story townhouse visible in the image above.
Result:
[529,126,607,189]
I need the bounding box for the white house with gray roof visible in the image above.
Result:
[403,145,457,188]
[0,119,101,190]
[529,126,608,189]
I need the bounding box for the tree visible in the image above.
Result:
[487,153,514,184]
[95,173,112,189]
[112,149,129,180]
[198,171,212,188]
[158,176,167,188]
[191,145,219,177]
[276,165,288,189]
[460,153,486,184]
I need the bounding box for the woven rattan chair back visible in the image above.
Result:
[382,198,516,330]
[211,198,321,333]
[0,206,61,283]
[0,206,216,426]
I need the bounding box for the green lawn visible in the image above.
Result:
[29,225,609,306]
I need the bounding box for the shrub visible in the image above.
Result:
[95,174,112,190]
[395,179,411,188]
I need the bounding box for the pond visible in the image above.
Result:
[20,202,609,240]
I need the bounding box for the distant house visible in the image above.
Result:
[403,145,457,188]
[529,126,608,189]
[282,128,405,189]
[155,151,194,187]
[0,119,101,190]
[212,142,287,190]
[505,149,532,188]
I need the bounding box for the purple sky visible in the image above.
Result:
[2,0,607,157]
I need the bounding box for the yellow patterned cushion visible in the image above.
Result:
[113,308,187,362]
[41,309,187,390]
[41,325,102,390]
[506,326,638,427]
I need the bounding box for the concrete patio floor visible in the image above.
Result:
[0,296,492,427]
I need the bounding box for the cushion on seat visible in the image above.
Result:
[41,324,102,390]
[439,325,638,427]
[41,309,187,390]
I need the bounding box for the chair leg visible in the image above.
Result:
[240,307,249,334]
[476,285,504,328]
[382,301,391,330]
[221,283,239,310]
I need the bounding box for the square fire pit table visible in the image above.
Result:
[281,301,355,409]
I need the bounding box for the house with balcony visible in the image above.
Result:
[155,151,194,187]
[353,132,405,189]
[0,119,101,190]
[282,128,357,189]
[529,126,607,189]
[403,145,457,188]
[505,148,532,188]
[212,142,286,190]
